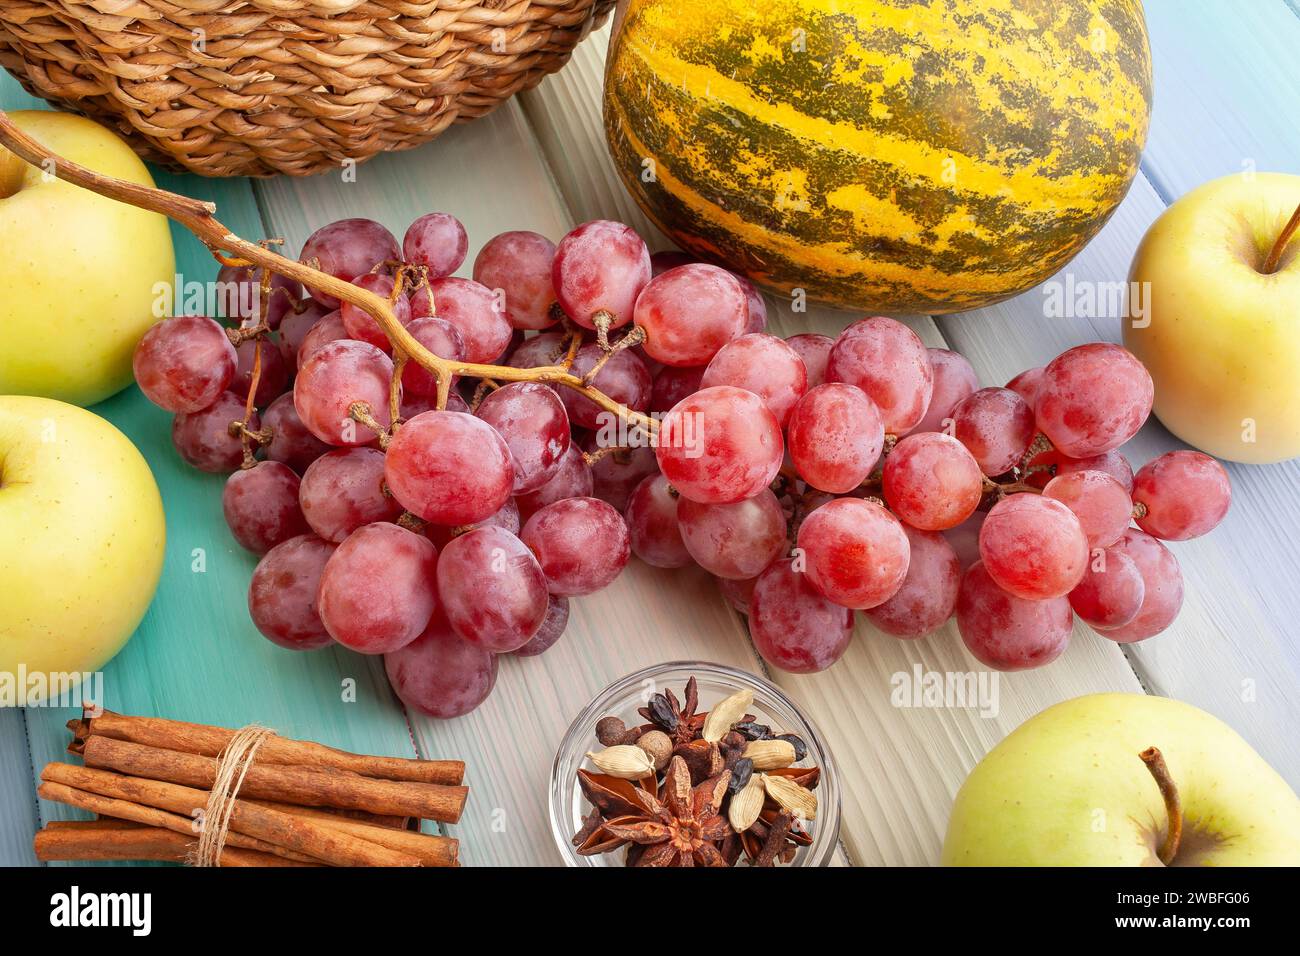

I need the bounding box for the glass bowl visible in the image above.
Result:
[549,661,841,867]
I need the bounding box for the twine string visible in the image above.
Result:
[190,724,276,867]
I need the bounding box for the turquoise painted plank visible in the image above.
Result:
[1,75,422,864]
[1142,0,1300,199]
[0,708,38,865]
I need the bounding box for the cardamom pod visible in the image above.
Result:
[742,738,796,770]
[702,687,754,743]
[586,745,656,779]
[763,772,818,820]
[728,775,766,832]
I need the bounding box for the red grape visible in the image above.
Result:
[476,381,571,494]
[979,494,1088,600]
[385,611,498,718]
[1096,528,1184,642]
[910,348,979,435]
[513,594,570,657]
[262,393,331,473]
[134,316,237,413]
[943,512,986,571]
[294,339,393,446]
[1034,343,1153,457]
[400,316,465,398]
[625,474,692,568]
[473,230,557,330]
[300,447,402,543]
[951,387,1035,476]
[797,498,910,609]
[1005,366,1044,405]
[436,526,548,652]
[1069,548,1144,629]
[172,392,258,473]
[520,497,630,596]
[734,273,768,333]
[864,526,961,637]
[786,383,884,494]
[677,488,786,580]
[415,276,511,364]
[318,521,438,653]
[656,386,783,504]
[300,218,400,308]
[552,219,650,331]
[1050,449,1135,493]
[749,559,854,673]
[247,534,336,650]
[384,411,514,525]
[825,317,933,434]
[426,498,522,549]
[634,264,747,367]
[403,212,468,279]
[1131,450,1231,540]
[701,333,807,426]
[278,298,332,371]
[561,344,652,431]
[400,388,469,420]
[296,310,350,366]
[784,334,834,389]
[516,443,593,519]
[583,436,658,513]
[222,460,309,554]
[956,561,1073,670]
[650,365,705,414]
[1043,469,1132,548]
[650,250,696,275]
[506,331,567,370]
[340,273,411,351]
[717,575,757,615]
[233,338,290,407]
[882,432,983,531]
[216,264,302,330]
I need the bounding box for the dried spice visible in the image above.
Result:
[572,676,822,867]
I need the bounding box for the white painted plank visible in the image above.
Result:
[254,102,773,866]
[1142,0,1300,200]
[521,25,1154,867]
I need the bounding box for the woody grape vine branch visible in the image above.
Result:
[0,109,659,440]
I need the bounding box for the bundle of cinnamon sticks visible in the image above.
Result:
[33,708,467,867]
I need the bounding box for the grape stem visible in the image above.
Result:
[0,109,658,438]
[1139,746,1182,866]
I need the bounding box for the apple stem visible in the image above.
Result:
[1139,746,1182,866]
[1261,201,1300,275]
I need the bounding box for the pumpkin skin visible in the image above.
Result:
[604,0,1152,314]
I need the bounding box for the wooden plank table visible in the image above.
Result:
[2,0,1296,867]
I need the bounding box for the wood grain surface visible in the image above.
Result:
[1,0,1296,867]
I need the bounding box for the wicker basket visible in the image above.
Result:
[0,0,615,178]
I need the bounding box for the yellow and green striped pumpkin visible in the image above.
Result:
[604,0,1152,314]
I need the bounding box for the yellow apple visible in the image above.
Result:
[942,693,1300,866]
[1125,172,1300,464]
[0,111,175,407]
[0,396,165,694]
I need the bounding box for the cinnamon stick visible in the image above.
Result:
[38,781,319,864]
[71,710,463,785]
[247,801,458,867]
[35,822,316,867]
[82,735,466,823]
[41,764,420,867]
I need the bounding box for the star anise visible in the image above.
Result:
[638,677,705,745]
[599,756,732,867]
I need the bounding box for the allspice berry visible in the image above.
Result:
[595,716,627,747]
[636,730,673,770]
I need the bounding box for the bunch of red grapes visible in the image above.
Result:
[132,211,1233,721]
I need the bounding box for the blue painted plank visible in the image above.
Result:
[1,75,423,866]
[0,709,38,865]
